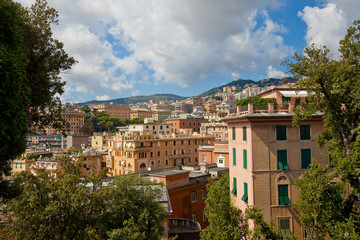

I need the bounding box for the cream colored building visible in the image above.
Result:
[128,119,173,136]
[152,110,172,122]
[200,122,228,141]
[130,108,152,120]
[224,105,327,239]
[105,133,215,176]
[91,132,115,148]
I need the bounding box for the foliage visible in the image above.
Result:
[3,158,166,240]
[200,173,249,240]
[236,96,276,108]
[245,206,287,240]
[284,20,360,238]
[0,0,75,190]
[82,106,144,133]
[294,162,348,239]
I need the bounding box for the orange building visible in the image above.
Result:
[94,103,130,120]
[165,116,205,134]
[198,141,229,167]
[149,170,210,229]
[62,109,86,134]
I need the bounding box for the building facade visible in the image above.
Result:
[94,103,130,120]
[224,108,327,239]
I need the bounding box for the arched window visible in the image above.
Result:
[140,163,146,169]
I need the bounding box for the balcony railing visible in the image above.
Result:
[168,218,201,234]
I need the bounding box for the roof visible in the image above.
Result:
[149,170,189,177]
[279,90,308,97]
[223,112,324,121]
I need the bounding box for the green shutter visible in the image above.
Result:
[301,149,311,169]
[243,126,247,141]
[232,127,236,140]
[276,125,287,140]
[231,177,237,195]
[241,182,248,203]
[300,125,310,140]
[243,149,247,169]
[278,185,290,205]
[233,148,236,166]
[277,150,288,170]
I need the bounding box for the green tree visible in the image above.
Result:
[200,173,249,240]
[236,96,276,108]
[0,0,75,186]
[284,20,360,238]
[3,158,166,239]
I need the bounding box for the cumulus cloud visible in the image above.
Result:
[267,65,286,79]
[299,0,360,55]
[96,95,111,101]
[17,0,293,101]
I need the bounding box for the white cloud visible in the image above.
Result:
[299,0,360,55]
[131,90,140,96]
[267,65,286,79]
[17,0,294,101]
[96,95,111,101]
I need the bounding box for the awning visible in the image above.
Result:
[279,90,308,97]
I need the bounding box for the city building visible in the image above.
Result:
[198,141,229,167]
[165,115,205,134]
[223,103,327,239]
[183,97,203,107]
[71,148,106,176]
[62,109,86,134]
[130,108,152,120]
[152,110,172,122]
[200,122,228,141]
[258,83,307,107]
[105,133,215,176]
[91,132,115,148]
[66,135,91,149]
[174,101,193,114]
[94,103,130,120]
[127,118,173,136]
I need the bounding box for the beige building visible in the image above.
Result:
[62,109,86,134]
[130,108,152,120]
[224,104,327,239]
[105,133,215,176]
[94,103,130,120]
[152,110,172,122]
[128,119,173,136]
[91,132,115,148]
[200,122,228,141]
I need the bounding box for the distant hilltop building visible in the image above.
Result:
[94,103,130,120]
[223,86,236,93]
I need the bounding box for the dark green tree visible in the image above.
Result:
[3,158,166,239]
[0,0,75,185]
[284,20,360,238]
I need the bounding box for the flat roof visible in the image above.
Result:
[223,112,324,121]
[149,170,189,177]
[189,172,210,178]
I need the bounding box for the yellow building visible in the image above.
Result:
[91,132,115,148]
[106,133,215,176]
[94,103,130,120]
[224,105,327,239]
[130,108,152,120]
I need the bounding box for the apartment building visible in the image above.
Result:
[105,134,215,176]
[165,115,205,134]
[62,109,86,134]
[200,122,228,141]
[130,108,152,120]
[94,103,130,120]
[128,119,173,135]
[198,141,229,168]
[152,110,172,122]
[224,104,327,239]
[174,101,193,113]
[91,132,115,148]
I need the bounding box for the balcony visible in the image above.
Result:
[168,218,201,238]
[235,103,295,115]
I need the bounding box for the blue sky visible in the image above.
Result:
[18,0,360,102]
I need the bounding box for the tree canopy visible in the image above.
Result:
[0,0,75,180]
[236,96,276,108]
[3,158,167,239]
[284,20,360,238]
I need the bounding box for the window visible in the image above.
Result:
[279,218,291,237]
[276,125,287,140]
[202,188,206,199]
[301,149,311,169]
[157,160,161,166]
[233,148,236,166]
[165,160,168,166]
[203,209,207,221]
[232,127,236,140]
[153,126,155,130]
[278,185,290,205]
[182,122,185,125]
[173,141,176,145]
[150,152,153,157]
[241,182,248,203]
[203,154,206,162]
[189,122,191,126]
[175,128,177,132]
[243,149,247,169]
[158,151,160,157]
[300,125,310,140]
[165,150,168,156]
[277,150,288,170]
[192,212,197,222]
[243,126,247,141]
[191,191,197,202]
[83,164,87,168]
[231,177,237,196]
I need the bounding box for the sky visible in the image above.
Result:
[17,0,360,103]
